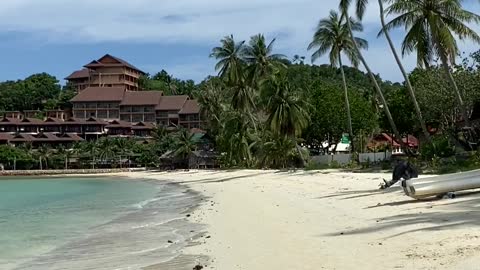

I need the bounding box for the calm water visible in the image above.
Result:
[0,177,203,270]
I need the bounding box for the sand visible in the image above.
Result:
[122,170,480,270]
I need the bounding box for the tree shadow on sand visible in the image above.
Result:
[325,190,480,239]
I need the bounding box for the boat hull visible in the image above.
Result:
[403,170,480,199]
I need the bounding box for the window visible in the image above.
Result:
[86,103,96,109]
[132,115,143,123]
[157,111,168,118]
[97,110,108,119]
[132,106,142,113]
[144,106,154,113]
[109,110,119,118]
[145,114,155,122]
[120,106,131,113]
[74,111,85,118]
[120,115,130,122]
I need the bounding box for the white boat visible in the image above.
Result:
[402,170,480,199]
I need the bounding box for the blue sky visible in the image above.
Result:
[0,0,478,84]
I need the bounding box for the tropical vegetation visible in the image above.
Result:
[1,0,480,171]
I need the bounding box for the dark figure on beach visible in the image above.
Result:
[380,160,418,189]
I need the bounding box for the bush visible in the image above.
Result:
[421,135,456,160]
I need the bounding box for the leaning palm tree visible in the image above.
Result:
[377,0,431,142]
[243,34,287,85]
[339,0,406,150]
[308,10,367,152]
[383,0,480,127]
[210,35,246,84]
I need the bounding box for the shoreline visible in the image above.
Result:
[119,169,480,270]
[0,168,132,177]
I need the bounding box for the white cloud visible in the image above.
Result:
[0,0,478,82]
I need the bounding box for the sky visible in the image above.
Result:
[0,0,478,84]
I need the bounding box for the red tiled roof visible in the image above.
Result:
[19,118,44,125]
[65,69,89,80]
[155,95,189,111]
[84,54,145,74]
[179,100,200,114]
[106,120,132,128]
[132,122,155,130]
[0,117,20,125]
[0,133,12,141]
[120,91,163,106]
[71,87,126,102]
[402,135,419,147]
[9,133,84,143]
[43,118,64,125]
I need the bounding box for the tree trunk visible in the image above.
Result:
[39,158,43,170]
[437,43,470,127]
[338,54,354,153]
[378,0,431,143]
[344,11,408,152]
[65,156,68,170]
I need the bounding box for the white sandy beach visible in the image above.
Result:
[121,170,480,270]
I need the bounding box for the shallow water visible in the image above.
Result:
[0,177,203,270]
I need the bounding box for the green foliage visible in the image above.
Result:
[420,135,456,161]
[304,80,378,150]
[0,73,62,112]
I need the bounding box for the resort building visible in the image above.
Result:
[70,87,202,129]
[0,54,204,147]
[65,54,145,91]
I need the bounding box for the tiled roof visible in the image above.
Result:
[120,91,163,106]
[84,54,145,74]
[0,133,12,141]
[9,133,84,142]
[71,87,126,102]
[155,95,189,111]
[106,120,132,128]
[0,117,20,125]
[132,122,155,130]
[65,69,89,80]
[179,100,200,114]
[19,118,44,125]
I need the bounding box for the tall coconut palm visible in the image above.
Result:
[244,34,287,85]
[261,75,311,166]
[383,0,480,127]
[210,35,246,84]
[37,144,51,170]
[308,10,367,152]
[173,129,197,168]
[377,0,431,142]
[339,0,407,151]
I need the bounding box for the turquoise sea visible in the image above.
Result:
[0,177,203,270]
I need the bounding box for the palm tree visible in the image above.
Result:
[261,75,311,166]
[383,0,480,127]
[97,137,117,167]
[243,34,287,84]
[114,138,135,168]
[308,10,367,152]
[56,145,72,170]
[37,144,51,170]
[173,129,197,168]
[376,0,431,142]
[210,35,246,83]
[81,141,98,169]
[339,0,407,151]
[292,55,306,65]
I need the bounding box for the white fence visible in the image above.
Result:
[312,152,392,165]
